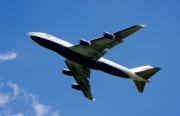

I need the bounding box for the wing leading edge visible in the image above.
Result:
[65,59,94,100]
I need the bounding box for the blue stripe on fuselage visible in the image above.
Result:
[30,36,130,78]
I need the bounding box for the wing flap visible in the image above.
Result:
[69,45,107,61]
[90,37,123,49]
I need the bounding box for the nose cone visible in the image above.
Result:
[28,32,41,42]
[28,32,32,37]
[28,32,41,43]
[28,32,37,37]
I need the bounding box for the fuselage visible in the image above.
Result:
[28,32,146,81]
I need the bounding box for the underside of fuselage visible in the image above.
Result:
[30,36,100,69]
[30,36,130,79]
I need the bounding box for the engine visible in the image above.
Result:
[62,69,72,76]
[71,83,82,90]
[79,39,91,46]
[103,32,115,39]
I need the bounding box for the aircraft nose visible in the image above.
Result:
[28,32,41,42]
[28,32,36,37]
[28,32,41,41]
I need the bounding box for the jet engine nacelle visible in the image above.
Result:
[71,83,82,90]
[103,32,115,39]
[62,69,72,76]
[79,39,91,46]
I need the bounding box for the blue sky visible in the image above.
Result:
[0,0,180,116]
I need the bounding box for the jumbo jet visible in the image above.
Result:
[28,24,161,100]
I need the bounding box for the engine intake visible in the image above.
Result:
[62,69,72,76]
[79,39,91,46]
[71,83,82,90]
[103,32,115,39]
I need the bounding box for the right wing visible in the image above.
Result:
[69,24,146,61]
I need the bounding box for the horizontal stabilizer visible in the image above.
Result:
[133,66,161,93]
[133,81,146,93]
[135,67,161,80]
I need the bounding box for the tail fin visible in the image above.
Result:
[132,66,161,93]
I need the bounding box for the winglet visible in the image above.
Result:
[140,24,147,28]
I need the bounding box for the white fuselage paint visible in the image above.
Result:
[28,32,146,82]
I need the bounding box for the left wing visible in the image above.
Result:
[65,59,94,100]
[69,24,146,61]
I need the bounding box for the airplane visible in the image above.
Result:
[28,24,161,100]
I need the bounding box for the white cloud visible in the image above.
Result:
[0,51,17,62]
[7,82,19,99]
[51,111,60,116]
[0,81,60,116]
[17,113,24,116]
[33,101,51,116]
[12,113,24,116]
[0,93,10,107]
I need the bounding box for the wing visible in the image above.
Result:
[65,59,94,100]
[69,24,146,61]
